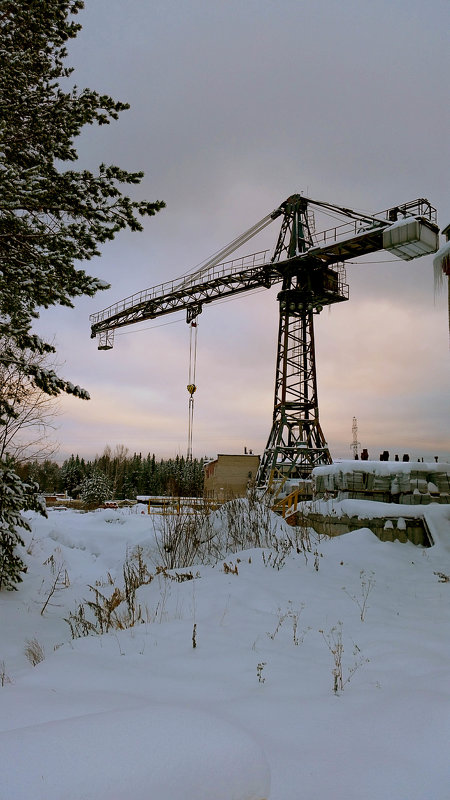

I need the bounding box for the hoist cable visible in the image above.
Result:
[187,321,198,460]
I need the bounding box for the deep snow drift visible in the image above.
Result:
[1,501,450,799]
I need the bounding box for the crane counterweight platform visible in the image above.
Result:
[90,194,439,491]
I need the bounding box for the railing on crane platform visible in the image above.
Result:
[90,250,270,328]
[311,198,437,249]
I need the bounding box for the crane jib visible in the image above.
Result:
[90,196,437,338]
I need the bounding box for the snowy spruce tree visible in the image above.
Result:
[0,458,45,590]
[0,0,165,588]
[60,454,87,497]
[79,471,111,507]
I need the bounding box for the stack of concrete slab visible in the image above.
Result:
[313,462,450,505]
[400,471,449,505]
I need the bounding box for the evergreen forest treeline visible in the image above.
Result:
[15,448,205,500]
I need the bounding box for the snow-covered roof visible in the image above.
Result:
[313,460,449,477]
[383,215,415,231]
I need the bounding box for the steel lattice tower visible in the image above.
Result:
[256,196,346,487]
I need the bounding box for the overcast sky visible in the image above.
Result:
[36,0,450,464]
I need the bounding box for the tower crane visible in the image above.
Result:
[90,194,439,491]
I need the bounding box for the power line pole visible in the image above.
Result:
[351,416,360,459]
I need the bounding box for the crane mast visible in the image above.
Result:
[90,194,439,492]
[257,195,348,486]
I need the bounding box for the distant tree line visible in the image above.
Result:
[15,446,205,500]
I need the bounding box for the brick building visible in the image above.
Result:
[203,454,260,500]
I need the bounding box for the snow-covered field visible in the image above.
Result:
[1,501,450,800]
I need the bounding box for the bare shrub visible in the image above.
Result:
[40,548,70,616]
[220,489,274,552]
[319,622,368,694]
[256,662,266,683]
[65,603,97,638]
[152,489,295,570]
[65,547,153,638]
[266,602,308,645]
[24,637,45,666]
[0,660,12,686]
[0,337,61,464]
[153,510,201,569]
[434,571,450,583]
[152,505,217,569]
[262,520,325,571]
[123,545,152,595]
[223,560,239,575]
[342,569,376,621]
[155,566,200,582]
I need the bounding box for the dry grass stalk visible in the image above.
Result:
[24,638,45,666]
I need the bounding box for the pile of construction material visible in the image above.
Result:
[313,461,450,505]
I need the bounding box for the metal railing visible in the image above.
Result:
[146,496,222,515]
[272,485,313,519]
[312,198,437,250]
[90,250,269,326]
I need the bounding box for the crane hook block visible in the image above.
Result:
[187,384,197,396]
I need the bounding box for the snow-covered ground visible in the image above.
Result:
[1,501,450,799]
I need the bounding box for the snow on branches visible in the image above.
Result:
[0,0,164,587]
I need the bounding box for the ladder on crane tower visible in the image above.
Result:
[90,194,439,493]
